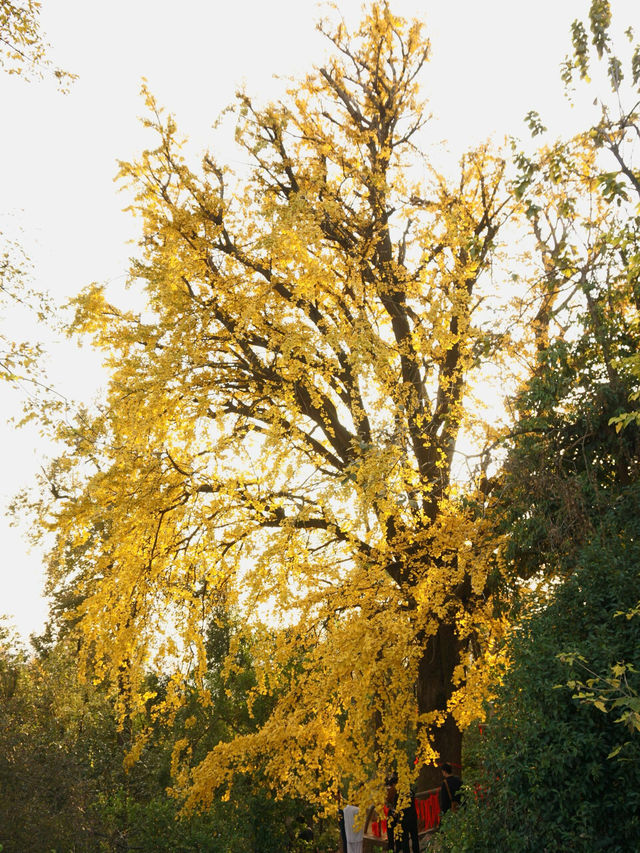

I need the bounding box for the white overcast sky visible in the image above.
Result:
[1,0,637,639]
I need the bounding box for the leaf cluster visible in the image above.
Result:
[0,0,75,88]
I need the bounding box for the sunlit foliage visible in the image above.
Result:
[0,0,74,87]
[26,2,564,813]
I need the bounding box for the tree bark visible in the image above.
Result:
[416,622,463,791]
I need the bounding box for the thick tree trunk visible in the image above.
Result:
[415,622,463,791]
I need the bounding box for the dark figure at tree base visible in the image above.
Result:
[385,773,420,853]
[400,790,420,853]
[439,763,462,815]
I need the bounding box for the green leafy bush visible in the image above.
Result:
[439,493,640,852]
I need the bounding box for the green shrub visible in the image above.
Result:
[439,497,640,852]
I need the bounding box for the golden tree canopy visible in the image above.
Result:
[38,2,521,810]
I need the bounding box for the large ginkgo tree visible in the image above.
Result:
[35,3,522,809]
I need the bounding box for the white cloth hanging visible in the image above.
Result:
[343,804,364,853]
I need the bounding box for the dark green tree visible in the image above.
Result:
[439,492,640,852]
[0,626,121,852]
[437,6,640,849]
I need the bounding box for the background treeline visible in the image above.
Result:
[0,611,334,853]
